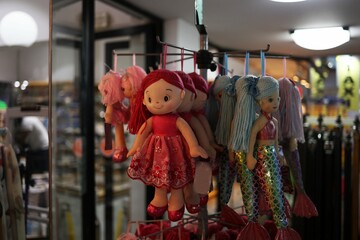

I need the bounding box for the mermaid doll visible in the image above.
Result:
[276,77,318,218]
[229,75,301,239]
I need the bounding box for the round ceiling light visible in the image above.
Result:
[0,11,38,47]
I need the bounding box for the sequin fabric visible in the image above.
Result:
[235,151,259,222]
[127,114,195,190]
[255,145,288,228]
[218,149,236,205]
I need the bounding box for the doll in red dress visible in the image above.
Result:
[188,72,223,205]
[175,71,217,214]
[127,69,208,221]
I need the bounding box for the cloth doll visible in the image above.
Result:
[175,70,216,214]
[188,72,223,205]
[189,72,222,152]
[126,69,208,222]
[209,75,239,205]
[275,77,318,218]
[114,65,147,161]
[98,70,129,162]
[229,75,301,239]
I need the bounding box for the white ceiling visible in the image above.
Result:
[121,0,360,58]
[2,0,359,59]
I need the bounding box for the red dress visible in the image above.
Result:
[127,113,195,189]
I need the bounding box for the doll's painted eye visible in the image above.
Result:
[268,98,273,103]
[164,96,169,102]
[148,97,152,103]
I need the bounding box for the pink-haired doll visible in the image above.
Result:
[98,70,129,162]
[107,65,147,162]
[126,69,208,222]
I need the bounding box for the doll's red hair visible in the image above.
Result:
[128,69,184,134]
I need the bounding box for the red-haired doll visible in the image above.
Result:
[126,69,208,221]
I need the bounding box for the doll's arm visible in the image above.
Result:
[273,118,285,166]
[246,118,262,170]
[104,104,113,123]
[127,117,153,157]
[176,117,208,159]
[189,116,216,161]
[197,114,223,152]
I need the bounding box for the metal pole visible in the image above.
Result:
[81,0,96,239]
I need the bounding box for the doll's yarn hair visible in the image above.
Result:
[98,70,124,105]
[229,75,279,152]
[124,65,147,95]
[188,72,209,97]
[214,75,240,146]
[206,75,229,131]
[128,69,184,134]
[277,77,305,143]
[174,71,197,97]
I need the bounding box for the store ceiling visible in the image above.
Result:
[3,0,358,59]
[119,0,360,58]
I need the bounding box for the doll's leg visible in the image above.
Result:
[235,152,259,222]
[281,140,304,193]
[168,188,185,221]
[112,122,128,163]
[183,183,200,214]
[147,187,168,218]
[285,147,318,217]
[255,147,288,229]
[218,150,236,205]
[104,105,113,123]
[235,152,271,239]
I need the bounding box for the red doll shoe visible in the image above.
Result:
[113,147,128,163]
[199,195,208,206]
[185,202,200,214]
[147,203,167,218]
[168,205,185,222]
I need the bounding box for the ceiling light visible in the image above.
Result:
[290,27,350,50]
[0,11,38,47]
[271,0,306,2]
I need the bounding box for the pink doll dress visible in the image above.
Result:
[98,71,129,125]
[127,113,195,189]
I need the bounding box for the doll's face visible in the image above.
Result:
[192,90,207,111]
[143,79,185,115]
[121,75,133,98]
[177,89,195,113]
[259,91,280,114]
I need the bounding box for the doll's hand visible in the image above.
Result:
[104,106,113,123]
[246,154,257,170]
[127,147,138,158]
[190,145,209,159]
[205,146,217,162]
[210,141,224,152]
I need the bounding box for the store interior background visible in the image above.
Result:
[0,0,359,239]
